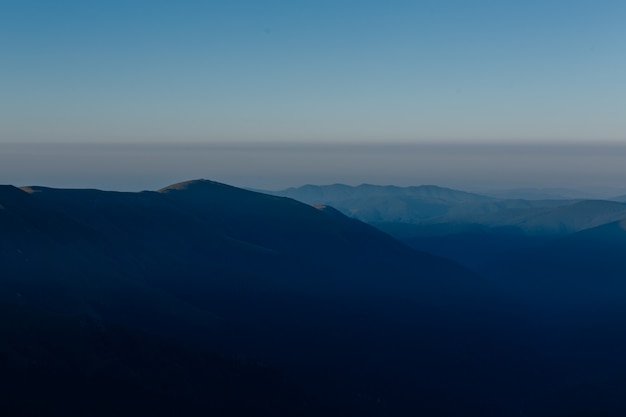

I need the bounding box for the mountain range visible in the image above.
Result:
[270,183,626,268]
[3,179,626,416]
[271,183,626,233]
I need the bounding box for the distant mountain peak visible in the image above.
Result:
[157,179,225,192]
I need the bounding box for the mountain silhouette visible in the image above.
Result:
[0,301,325,417]
[270,183,493,222]
[3,179,620,416]
[270,184,626,274]
[480,218,626,312]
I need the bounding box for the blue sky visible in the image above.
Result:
[2,1,626,191]
[2,0,625,143]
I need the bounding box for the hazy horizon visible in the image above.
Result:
[2,1,626,197]
[2,141,626,198]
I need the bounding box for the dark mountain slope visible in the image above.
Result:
[365,200,626,273]
[478,219,626,363]
[480,218,626,311]
[375,221,555,268]
[269,184,626,270]
[476,219,626,417]
[0,301,324,417]
[156,180,490,298]
[18,181,491,303]
[269,184,626,271]
[1,179,547,416]
[374,200,626,268]
[273,184,626,234]
[1,185,217,341]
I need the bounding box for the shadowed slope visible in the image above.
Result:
[157,179,483,294]
[0,301,324,417]
[480,218,626,309]
[2,185,219,341]
[475,219,626,417]
[0,179,545,416]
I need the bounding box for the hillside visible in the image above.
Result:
[270,184,626,272]
[0,301,321,417]
[479,218,626,311]
[273,184,626,234]
[440,199,626,235]
[4,179,626,416]
[1,179,539,416]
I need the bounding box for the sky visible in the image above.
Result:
[1,1,626,190]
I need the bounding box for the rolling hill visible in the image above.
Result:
[1,179,541,416]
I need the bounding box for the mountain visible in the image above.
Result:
[270,184,626,235]
[269,183,626,270]
[475,218,626,417]
[380,199,626,268]
[1,179,543,416]
[479,218,626,312]
[270,183,494,222]
[0,301,323,417]
[8,179,626,416]
[374,222,555,268]
[439,199,626,235]
[274,183,626,234]
[263,181,626,416]
[1,184,218,341]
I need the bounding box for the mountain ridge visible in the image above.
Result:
[1,178,544,416]
[4,178,621,416]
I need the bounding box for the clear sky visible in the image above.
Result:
[2,0,626,143]
[2,1,626,192]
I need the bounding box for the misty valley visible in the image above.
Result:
[2,179,626,416]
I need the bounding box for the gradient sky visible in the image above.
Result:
[2,0,625,143]
[1,1,626,191]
